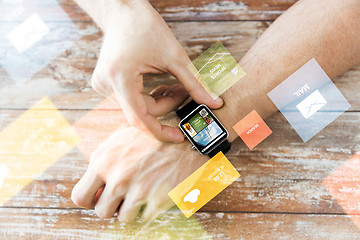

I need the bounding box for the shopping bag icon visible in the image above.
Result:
[6,13,49,53]
[296,90,327,119]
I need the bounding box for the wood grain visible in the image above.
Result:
[1,21,359,110]
[150,0,297,21]
[0,0,296,22]
[1,110,358,215]
[0,208,359,240]
[1,1,360,239]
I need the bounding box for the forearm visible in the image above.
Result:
[218,0,360,142]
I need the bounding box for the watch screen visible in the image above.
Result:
[180,105,227,154]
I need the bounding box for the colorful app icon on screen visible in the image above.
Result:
[179,105,228,155]
[183,123,197,137]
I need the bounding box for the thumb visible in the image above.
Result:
[167,52,223,109]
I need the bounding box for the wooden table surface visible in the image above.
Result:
[1,0,360,239]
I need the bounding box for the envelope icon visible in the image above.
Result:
[296,90,327,119]
[6,13,49,53]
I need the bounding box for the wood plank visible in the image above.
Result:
[0,208,359,239]
[2,1,358,238]
[0,0,296,22]
[1,21,359,110]
[1,109,359,214]
[150,0,296,21]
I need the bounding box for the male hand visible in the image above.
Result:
[91,0,223,143]
[71,125,208,222]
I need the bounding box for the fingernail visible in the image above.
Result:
[175,132,184,143]
[214,97,223,104]
[176,135,184,143]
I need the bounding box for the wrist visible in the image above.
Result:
[213,73,277,142]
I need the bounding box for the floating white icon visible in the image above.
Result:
[183,189,200,203]
[296,90,327,119]
[7,13,49,53]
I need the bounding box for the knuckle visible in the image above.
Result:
[91,64,116,96]
[71,189,91,209]
[171,47,188,64]
[125,113,142,127]
[106,58,129,81]
[125,112,152,132]
[108,176,131,196]
[187,87,199,98]
[89,151,99,165]
[168,43,184,57]
[95,206,113,219]
[91,74,103,93]
[106,63,118,80]
[128,118,141,127]
[90,78,98,89]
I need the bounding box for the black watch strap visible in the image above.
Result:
[176,100,200,119]
[176,100,231,157]
[208,139,231,158]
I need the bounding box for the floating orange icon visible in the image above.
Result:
[233,110,272,150]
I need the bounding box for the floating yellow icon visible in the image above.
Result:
[168,151,240,218]
[0,97,80,206]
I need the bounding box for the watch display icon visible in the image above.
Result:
[296,90,327,119]
[183,123,196,137]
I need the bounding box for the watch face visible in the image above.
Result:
[179,105,228,155]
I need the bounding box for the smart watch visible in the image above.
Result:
[176,100,231,158]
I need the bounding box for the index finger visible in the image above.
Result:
[111,74,184,143]
[167,51,223,109]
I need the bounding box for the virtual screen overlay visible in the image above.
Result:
[233,110,272,150]
[188,41,246,99]
[268,58,351,142]
[0,97,80,206]
[168,151,240,218]
[180,105,227,154]
[0,0,81,84]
